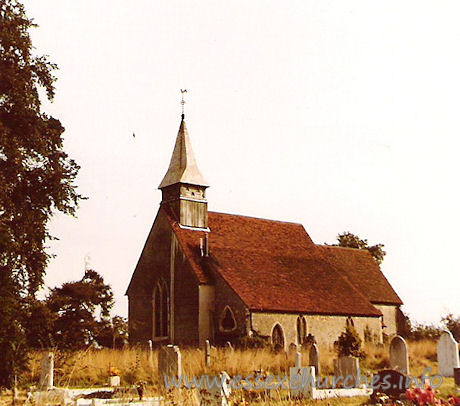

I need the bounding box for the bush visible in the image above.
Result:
[335,325,365,359]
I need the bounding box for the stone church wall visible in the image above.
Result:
[251,312,383,348]
[213,272,249,345]
[173,235,200,345]
[373,304,398,337]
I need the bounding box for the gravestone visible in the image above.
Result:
[40,351,54,389]
[390,335,410,375]
[158,345,182,379]
[334,356,359,386]
[226,341,233,352]
[201,371,231,405]
[289,366,315,398]
[438,331,460,377]
[205,340,211,367]
[370,369,408,399]
[309,343,320,377]
[295,352,302,369]
[148,340,153,366]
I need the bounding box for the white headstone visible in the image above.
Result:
[158,345,182,379]
[295,352,302,369]
[289,366,315,398]
[148,340,153,365]
[40,351,54,390]
[390,335,410,375]
[438,331,460,377]
[201,371,231,406]
[309,343,320,377]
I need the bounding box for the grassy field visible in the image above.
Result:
[1,339,458,405]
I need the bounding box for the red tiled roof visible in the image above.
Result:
[318,245,403,305]
[166,208,388,317]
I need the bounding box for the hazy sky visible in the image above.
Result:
[23,0,459,324]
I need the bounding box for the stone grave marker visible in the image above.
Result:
[334,356,359,387]
[40,351,54,390]
[289,365,315,399]
[309,343,320,377]
[390,335,410,375]
[158,345,182,379]
[148,340,153,366]
[438,331,460,377]
[205,340,211,367]
[226,341,233,352]
[370,369,408,399]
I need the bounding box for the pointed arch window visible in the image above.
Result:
[219,305,237,332]
[271,323,285,352]
[346,316,354,328]
[153,280,169,338]
[296,316,307,345]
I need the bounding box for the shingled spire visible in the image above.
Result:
[159,118,208,189]
[159,116,209,229]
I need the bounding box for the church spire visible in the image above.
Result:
[159,98,209,229]
[158,117,208,189]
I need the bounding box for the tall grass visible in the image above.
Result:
[22,339,441,389]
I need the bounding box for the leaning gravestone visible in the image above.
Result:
[40,351,54,390]
[158,345,182,379]
[334,356,359,386]
[438,331,460,377]
[390,335,410,375]
[309,343,320,377]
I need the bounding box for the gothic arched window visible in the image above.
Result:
[220,305,237,332]
[296,316,307,345]
[271,323,285,352]
[346,316,354,328]
[153,280,169,338]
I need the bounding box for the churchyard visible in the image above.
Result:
[2,334,459,405]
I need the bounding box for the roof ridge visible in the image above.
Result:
[208,210,303,226]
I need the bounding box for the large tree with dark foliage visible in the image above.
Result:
[0,0,82,386]
[0,0,82,295]
[47,269,114,350]
[334,231,386,265]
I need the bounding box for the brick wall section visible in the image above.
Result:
[374,304,398,337]
[251,312,383,348]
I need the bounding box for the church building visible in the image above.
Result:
[126,113,402,349]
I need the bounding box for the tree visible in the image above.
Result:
[95,316,129,349]
[46,269,114,350]
[0,0,82,386]
[0,271,28,387]
[334,231,386,264]
[0,0,82,295]
[442,313,460,342]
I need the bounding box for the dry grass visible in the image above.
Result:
[21,339,442,389]
[5,340,458,405]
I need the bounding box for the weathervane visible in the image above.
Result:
[180,89,187,119]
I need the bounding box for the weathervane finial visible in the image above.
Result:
[180,89,187,119]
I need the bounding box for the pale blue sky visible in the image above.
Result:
[23,0,460,324]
